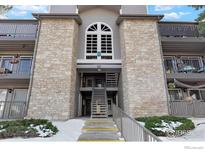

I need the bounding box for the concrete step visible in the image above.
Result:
[78,132,122,141]
[91,115,108,118]
[78,118,124,142]
[85,121,115,125]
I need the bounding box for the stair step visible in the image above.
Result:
[92,108,107,110]
[92,104,107,106]
[92,116,108,118]
[92,111,107,112]
[91,87,108,118]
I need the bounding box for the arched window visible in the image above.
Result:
[85,22,113,60]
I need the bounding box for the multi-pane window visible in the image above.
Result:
[101,35,112,54]
[86,34,97,54]
[85,22,113,60]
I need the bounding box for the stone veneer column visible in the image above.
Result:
[119,18,168,117]
[27,17,79,120]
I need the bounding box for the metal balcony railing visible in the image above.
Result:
[159,22,201,37]
[112,104,161,142]
[0,101,27,119]
[164,56,205,74]
[0,21,38,40]
[0,57,32,78]
[169,100,205,117]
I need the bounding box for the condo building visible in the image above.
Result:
[0,5,205,120]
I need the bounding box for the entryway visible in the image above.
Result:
[80,90,118,118]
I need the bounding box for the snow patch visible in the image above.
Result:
[152,120,182,133]
[0,125,5,133]
[0,119,85,141]
[29,124,54,137]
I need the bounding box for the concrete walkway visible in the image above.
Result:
[77,118,124,142]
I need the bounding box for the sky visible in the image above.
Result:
[148,5,203,21]
[0,5,204,21]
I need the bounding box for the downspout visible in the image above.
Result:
[25,19,42,117]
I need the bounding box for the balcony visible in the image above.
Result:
[164,56,205,81]
[159,22,201,37]
[0,20,38,41]
[159,22,205,53]
[0,56,32,80]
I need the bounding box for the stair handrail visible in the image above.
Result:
[91,86,94,118]
[104,86,108,117]
[112,104,161,142]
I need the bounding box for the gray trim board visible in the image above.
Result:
[161,37,205,43]
[159,21,198,25]
[116,14,164,25]
[32,13,82,25]
[0,19,37,23]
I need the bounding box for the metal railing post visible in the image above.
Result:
[120,110,123,134]
[143,130,148,141]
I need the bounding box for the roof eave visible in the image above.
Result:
[116,14,164,25]
[32,13,82,25]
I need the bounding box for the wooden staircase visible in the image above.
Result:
[91,87,108,118]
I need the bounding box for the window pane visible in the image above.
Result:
[1,58,12,71]
[13,89,28,102]
[189,90,201,100]
[86,56,97,59]
[164,57,174,73]
[200,90,205,101]
[86,34,97,56]
[101,56,112,59]
[0,89,7,101]
[18,58,32,74]
[101,24,111,32]
[168,90,182,101]
[101,34,112,55]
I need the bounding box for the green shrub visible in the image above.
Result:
[0,119,58,139]
[136,116,195,136]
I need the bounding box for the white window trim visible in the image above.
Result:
[84,22,114,60]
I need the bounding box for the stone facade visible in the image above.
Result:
[119,19,168,117]
[27,18,79,120]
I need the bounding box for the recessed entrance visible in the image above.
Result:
[78,72,119,118]
[80,90,118,117]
